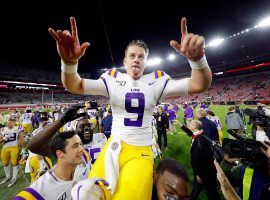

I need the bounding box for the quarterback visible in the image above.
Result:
[49,16,211,199]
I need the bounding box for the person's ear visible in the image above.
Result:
[56,150,64,159]
[153,170,159,184]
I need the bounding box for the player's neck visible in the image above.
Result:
[55,162,76,181]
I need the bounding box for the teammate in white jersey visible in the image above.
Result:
[15,131,91,200]
[21,109,34,133]
[49,16,212,199]
[25,117,53,182]
[63,115,107,164]
[0,117,25,187]
[206,110,223,144]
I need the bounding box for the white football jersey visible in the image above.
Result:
[21,113,33,124]
[17,158,91,200]
[1,126,23,147]
[100,69,171,146]
[207,115,222,131]
[83,133,107,164]
[87,109,97,118]
[63,121,76,132]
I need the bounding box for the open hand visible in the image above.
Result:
[48,17,90,65]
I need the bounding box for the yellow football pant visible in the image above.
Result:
[89,138,154,200]
[29,156,52,182]
[22,123,33,133]
[218,130,223,144]
[1,146,19,166]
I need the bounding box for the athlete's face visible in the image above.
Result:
[62,135,84,165]
[154,171,189,200]
[76,119,94,144]
[124,45,147,80]
[7,120,16,129]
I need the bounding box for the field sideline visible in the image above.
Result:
[0,105,252,199]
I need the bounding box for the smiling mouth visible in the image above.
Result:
[84,132,91,138]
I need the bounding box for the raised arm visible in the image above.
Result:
[48,17,90,94]
[214,160,241,200]
[28,105,85,156]
[170,17,212,94]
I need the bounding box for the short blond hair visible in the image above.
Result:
[125,40,149,56]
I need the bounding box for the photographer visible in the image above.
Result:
[245,105,270,140]
[222,130,270,200]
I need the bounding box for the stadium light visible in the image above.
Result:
[257,16,270,27]
[208,38,224,47]
[146,57,163,66]
[167,54,176,61]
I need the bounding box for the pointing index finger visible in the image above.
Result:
[181,17,188,38]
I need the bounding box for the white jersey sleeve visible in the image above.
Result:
[83,78,108,96]
[163,78,189,98]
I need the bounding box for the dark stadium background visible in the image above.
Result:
[0,0,269,78]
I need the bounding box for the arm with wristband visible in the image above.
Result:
[28,105,86,156]
[168,17,212,96]
[49,17,108,96]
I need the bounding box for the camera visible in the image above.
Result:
[244,107,270,139]
[222,130,268,169]
[244,107,270,128]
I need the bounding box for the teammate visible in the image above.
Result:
[71,158,190,200]
[21,108,34,134]
[28,105,106,165]
[25,115,53,182]
[0,117,25,187]
[15,131,90,200]
[63,115,107,164]
[206,110,223,144]
[49,16,212,199]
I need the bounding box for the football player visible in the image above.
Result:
[49,16,211,199]
[15,131,90,200]
[0,117,25,187]
[21,108,34,134]
[25,115,53,182]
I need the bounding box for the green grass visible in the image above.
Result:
[0,105,251,199]
[0,162,31,200]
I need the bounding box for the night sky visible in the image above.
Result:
[0,0,269,76]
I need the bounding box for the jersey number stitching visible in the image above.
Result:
[124,92,145,127]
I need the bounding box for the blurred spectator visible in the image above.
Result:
[183,103,194,126]
[100,108,113,139]
[225,107,244,138]
[196,109,219,142]
[154,107,169,151]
